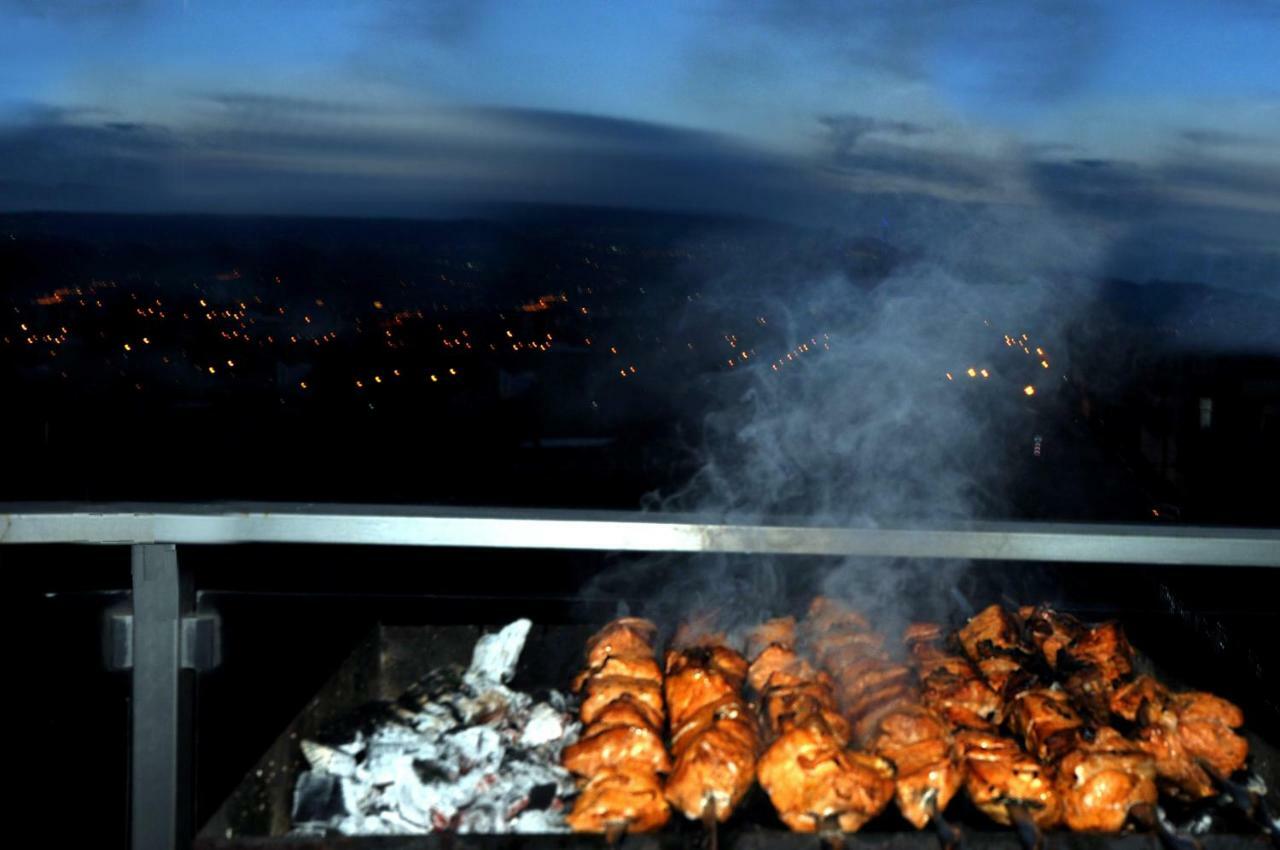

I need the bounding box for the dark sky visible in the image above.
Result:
[2,0,1279,289]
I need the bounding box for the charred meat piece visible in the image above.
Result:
[571,653,663,692]
[955,730,1063,828]
[1055,727,1157,832]
[665,725,759,821]
[746,616,798,659]
[869,705,963,829]
[756,715,896,833]
[749,644,821,693]
[1059,622,1134,724]
[670,695,760,758]
[563,724,673,777]
[579,676,665,729]
[761,682,852,745]
[905,624,1003,729]
[585,618,659,669]
[1115,676,1248,798]
[566,768,672,832]
[906,623,1062,829]
[567,617,671,834]
[664,651,743,730]
[1006,688,1087,763]
[1020,605,1083,669]
[804,599,959,831]
[584,693,664,735]
[805,596,874,636]
[1109,675,1167,723]
[956,604,1037,698]
[662,643,759,822]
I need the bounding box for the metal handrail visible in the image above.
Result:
[2,502,1279,565]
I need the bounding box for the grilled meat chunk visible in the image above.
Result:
[757,716,896,833]
[580,676,665,728]
[662,643,759,823]
[566,768,672,832]
[586,618,659,669]
[1006,688,1087,763]
[749,644,820,693]
[1055,727,1157,832]
[956,604,1036,698]
[563,724,672,777]
[869,705,963,829]
[746,616,798,658]
[665,725,759,820]
[568,617,671,834]
[761,682,852,744]
[1113,675,1248,798]
[670,695,760,758]
[664,651,743,730]
[955,730,1062,827]
[583,693,664,734]
[571,653,663,692]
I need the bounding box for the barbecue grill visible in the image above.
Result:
[4,504,1280,850]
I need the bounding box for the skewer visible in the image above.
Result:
[702,798,719,850]
[603,819,629,846]
[1130,802,1204,850]
[1198,760,1280,840]
[926,789,964,850]
[818,813,845,850]
[1007,804,1045,850]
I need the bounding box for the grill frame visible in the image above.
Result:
[3,503,1279,850]
[195,621,1280,849]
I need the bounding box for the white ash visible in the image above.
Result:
[291,620,580,835]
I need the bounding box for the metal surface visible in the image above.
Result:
[106,610,222,672]
[2,503,1279,565]
[131,543,195,850]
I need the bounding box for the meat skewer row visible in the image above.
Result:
[957,604,1158,832]
[661,619,760,824]
[563,617,672,833]
[803,598,964,831]
[905,623,1064,831]
[1019,605,1249,802]
[750,616,897,833]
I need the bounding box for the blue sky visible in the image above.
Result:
[1,0,1278,286]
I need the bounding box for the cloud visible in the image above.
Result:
[819,114,931,156]
[0,100,826,219]
[1179,128,1260,148]
[374,0,494,45]
[709,0,1109,106]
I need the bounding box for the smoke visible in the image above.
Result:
[586,201,1106,642]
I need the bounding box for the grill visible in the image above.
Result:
[3,505,1279,850]
[197,606,1280,848]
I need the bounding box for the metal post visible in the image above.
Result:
[131,543,193,850]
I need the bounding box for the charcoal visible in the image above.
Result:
[292,772,348,825]
[290,618,578,836]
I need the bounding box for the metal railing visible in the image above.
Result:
[5,502,1280,850]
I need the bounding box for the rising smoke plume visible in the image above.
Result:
[588,200,1107,638]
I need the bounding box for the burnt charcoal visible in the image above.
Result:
[400,666,466,711]
[527,783,557,811]
[313,700,406,746]
[412,758,453,784]
[292,771,347,824]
